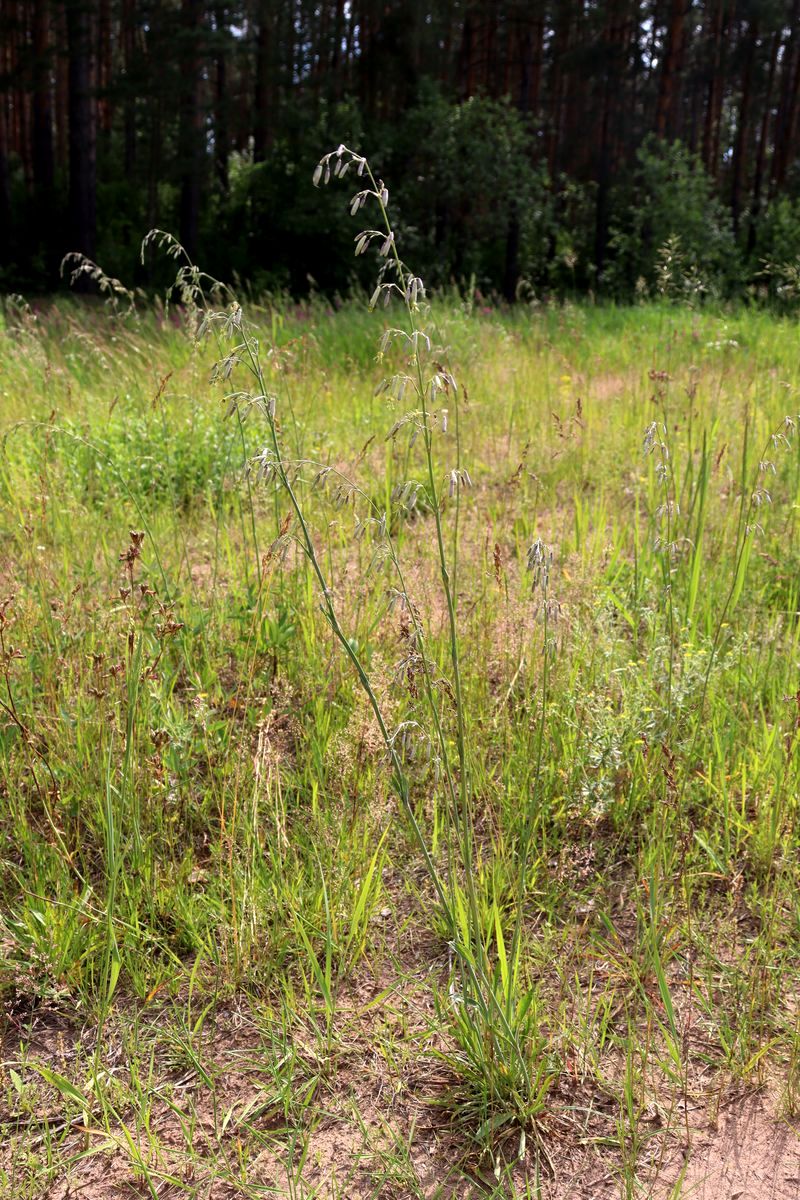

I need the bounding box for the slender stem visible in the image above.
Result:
[364,161,485,971]
[238,333,455,926]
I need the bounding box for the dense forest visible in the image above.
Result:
[2,0,800,298]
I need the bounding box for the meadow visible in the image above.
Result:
[1,255,800,1196]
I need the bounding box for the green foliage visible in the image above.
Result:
[606,136,737,297]
[386,90,552,291]
[543,177,600,295]
[204,92,562,298]
[755,195,800,268]
[215,100,368,295]
[753,195,800,303]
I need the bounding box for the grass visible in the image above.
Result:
[1,278,800,1197]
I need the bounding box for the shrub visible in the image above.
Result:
[751,195,800,304]
[388,88,553,294]
[605,135,737,297]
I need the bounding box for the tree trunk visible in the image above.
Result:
[458,11,474,99]
[519,9,544,116]
[120,0,135,174]
[214,5,229,193]
[656,0,687,140]
[146,93,162,233]
[731,19,757,235]
[54,0,69,170]
[13,4,33,190]
[778,49,800,192]
[595,0,628,280]
[66,0,96,261]
[702,0,726,174]
[97,0,112,135]
[749,30,780,253]
[546,2,571,177]
[253,0,273,161]
[32,0,55,198]
[771,0,800,193]
[178,0,203,259]
[0,86,11,264]
[330,0,344,97]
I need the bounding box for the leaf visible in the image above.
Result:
[493,902,509,997]
[730,535,753,612]
[475,1111,515,1142]
[693,831,727,874]
[106,924,121,1004]
[33,1065,89,1112]
[648,873,679,1045]
[605,589,635,630]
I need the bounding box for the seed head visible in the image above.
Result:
[527,538,553,592]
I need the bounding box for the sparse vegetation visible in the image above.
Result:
[2,156,800,1195]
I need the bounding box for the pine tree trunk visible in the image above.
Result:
[97,0,112,135]
[65,0,96,261]
[178,0,203,259]
[656,0,687,140]
[749,30,780,253]
[0,85,11,263]
[731,20,757,234]
[54,0,69,170]
[14,4,33,190]
[702,0,725,174]
[121,0,135,174]
[546,2,571,177]
[771,0,800,193]
[779,52,800,191]
[595,0,628,280]
[214,5,229,193]
[253,0,273,161]
[32,0,55,197]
